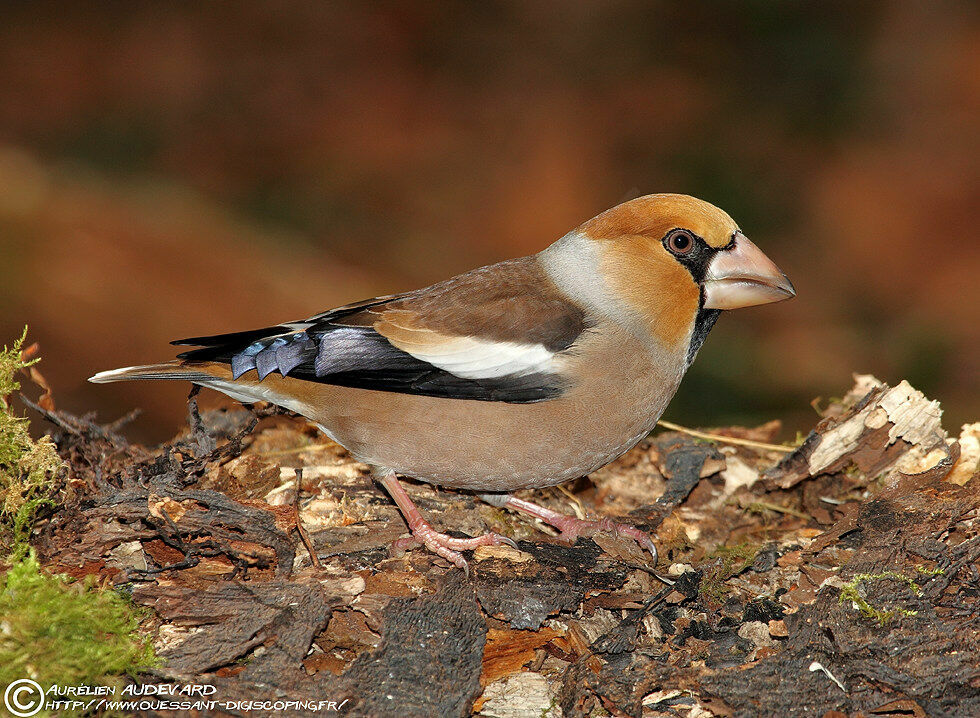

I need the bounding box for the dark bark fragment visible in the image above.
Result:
[329,578,487,718]
[474,540,627,629]
[135,581,334,676]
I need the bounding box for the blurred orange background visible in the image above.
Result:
[1,2,977,443]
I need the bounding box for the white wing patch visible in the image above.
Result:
[394,335,557,380]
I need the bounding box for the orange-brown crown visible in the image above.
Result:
[579,194,739,248]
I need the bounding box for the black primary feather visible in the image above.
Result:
[171,325,296,348]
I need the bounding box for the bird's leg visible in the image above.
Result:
[480,493,658,563]
[378,471,516,572]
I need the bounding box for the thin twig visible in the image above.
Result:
[293,467,322,569]
[20,396,129,445]
[105,408,142,433]
[746,501,811,520]
[656,419,794,453]
[185,386,216,457]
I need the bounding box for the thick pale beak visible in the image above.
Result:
[703,233,796,310]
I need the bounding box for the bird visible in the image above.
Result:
[90,193,795,571]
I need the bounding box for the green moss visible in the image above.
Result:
[700,543,760,605]
[0,551,157,706]
[838,571,922,625]
[541,693,560,717]
[709,542,760,569]
[0,330,154,713]
[479,505,541,541]
[0,328,65,559]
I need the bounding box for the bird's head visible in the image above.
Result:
[550,193,795,349]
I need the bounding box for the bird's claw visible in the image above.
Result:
[499,535,519,549]
[558,516,658,564]
[393,523,515,574]
[498,496,657,565]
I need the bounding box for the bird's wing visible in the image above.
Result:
[173,257,590,403]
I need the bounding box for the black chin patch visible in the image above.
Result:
[687,304,722,367]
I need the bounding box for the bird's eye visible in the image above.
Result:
[665,229,695,256]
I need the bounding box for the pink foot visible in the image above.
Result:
[500,496,658,564]
[379,471,515,573]
[393,523,515,573]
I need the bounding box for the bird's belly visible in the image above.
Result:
[353,411,657,492]
[326,398,666,491]
[315,336,687,492]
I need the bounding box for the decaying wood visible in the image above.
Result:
[26,375,980,717]
[767,375,950,489]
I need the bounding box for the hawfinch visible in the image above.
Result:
[91,194,795,570]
